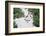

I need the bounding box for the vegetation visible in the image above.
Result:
[13,8,24,19]
[13,8,24,28]
[28,8,39,27]
[13,20,17,28]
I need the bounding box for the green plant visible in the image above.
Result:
[28,8,39,27]
[13,8,24,19]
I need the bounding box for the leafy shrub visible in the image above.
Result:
[28,8,39,27]
[13,8,24,19]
